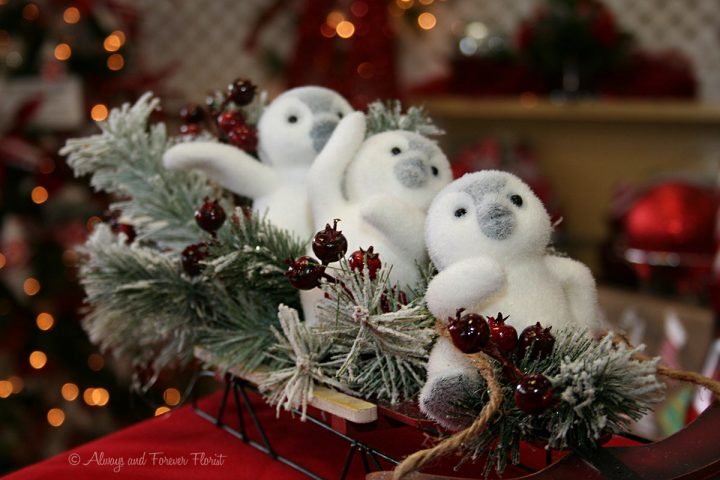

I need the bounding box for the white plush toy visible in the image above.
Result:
[163,86,353,239]
[301,111,452,323]
[419,170,599,430]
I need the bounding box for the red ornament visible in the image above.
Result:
[312,219,348,264]
[217,111,245,133]
[515,374,555,415]
[518,323,555,360]
[110,220,136,245]
[181,243,209,276]
[180,123,201,136]
[489,313,518,353]
[180,103,206,124]
[448,308,490,354]
[348,246,381,280]
[285,256,325,290]
[227,79,256,106]
[227,124,258,152]
[195,198,227,235]
[380,287,408,313]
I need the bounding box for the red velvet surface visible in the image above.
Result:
[4,388,640,480]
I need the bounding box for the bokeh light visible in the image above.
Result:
[47,408,65,427]
[336,21,355,39]
[87,353,104,371]
[24,278,41,296]
[107,53,124,71]
[63,7,80,24]
[61,383,79,401]
[155,406,171,416]
[163,388,182,406]
[31,186,48,204]
[29,351,47,369]
[90,104,108,122]
[417,12,437,30]
[54,43,72,61]
[36,312,54,331]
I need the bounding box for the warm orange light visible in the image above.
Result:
[111,30,126,45]
[23,278,41,296]
[31,186,48,204]
[86,215,102,231]
[63,7,80,24]
[155,406,171,416]
[91,388,109,406]
[103,34,122,52]
[0,380,12,398]
[0,253,5,269]
[61,383,79,401]
[62,249,78,266]
[417,12,437,30]
[320,23,336,38]
[326,11,344,28]
[163,388,182,406]
[107,53,124,71]
[22,3,39,21]
[395,0,413,10]
[54,43,72,61]
[90,104,108,122]
[336,21,355,39]
[83,388,95,405]
[36,312,54,331]
[29,351,47,369]
[88,353,104,371]
[9,376,23,394]
[519,92,539,108]
[47,408,65,427]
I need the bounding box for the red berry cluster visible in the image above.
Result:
[106,210,136,244]
[180,198,227,276]
[178,78,258,153]
[447,310,556,415]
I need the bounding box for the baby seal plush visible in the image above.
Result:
[419,170,599,430]
[163,86,353,239]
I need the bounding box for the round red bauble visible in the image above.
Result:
[488,313,518,353]
[518,323,555,360]
[515,374,554,415]
[312,219,348,264]
[227,124,258,152]
[348,247,381,280]
[217,111,245,133]
[227,79,257,106]
[182,243,209,276]
[195,198,227,235]
[285,256,325,290]
[448,309,490,354]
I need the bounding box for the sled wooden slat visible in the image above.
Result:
[194,346,378,424]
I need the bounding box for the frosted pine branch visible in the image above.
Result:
[365,100,444,137]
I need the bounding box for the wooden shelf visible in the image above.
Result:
[411,96,720,125]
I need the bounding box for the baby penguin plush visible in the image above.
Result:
[419,170,599,430]
[163,86,353,239]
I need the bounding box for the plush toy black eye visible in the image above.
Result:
[288,115,298,124]
[431,166,439,176]
[337,112,343,119]
[454,208,467,218]
[510,194,523,207]
[391,147,402,155]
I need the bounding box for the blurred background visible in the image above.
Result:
[1,0,720,474]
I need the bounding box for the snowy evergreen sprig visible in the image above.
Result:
[365,100,444,137]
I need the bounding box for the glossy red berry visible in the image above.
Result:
[448,308,490,354]
[227,124,258,152]
[489,312,518,353]
[348,247,381,280]
[181,242,209,276]
[227,79,257,106]
[195,198,227,235]
[515,374,555,415]
[217,111,244,133]
[380,288,408,313]
[180,123,201,136]
[285,256,325,290]
[518,323,555,360]
[180,103,205,124]
[312,219,348,264]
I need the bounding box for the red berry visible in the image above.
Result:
[514,374,554,415]
[181,242,209,276]
[227,79,256,106]
[448,308,490,354]
[380,287,408,313]
[195,198,227,235]
[284,256,325,290]
[227,124,258,152]
[518,323,555,360]
[180,123,201,136]
[217,111,244,132]
[489,312,518,353]
[348,247,381,280]
[180,103,205,124]
[312,219,348,264]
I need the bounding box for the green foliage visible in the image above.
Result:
[365,100,444,138]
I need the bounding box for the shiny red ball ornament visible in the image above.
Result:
[195,198,227,235]
[312,219,348,264]
[284,256,325,290]
[515,374,554,415]
[217,111,245,133]
[181,243,209,276]
[448,308,490,354]
[348,246,381,280]
[625,182,716,254]
[227,124,258,152]
[488,312,518,353]
[227,79,257,106]
[180,103,205,124]
[180,123,201,136]
[518,323,555,360]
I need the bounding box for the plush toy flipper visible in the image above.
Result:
[359,195,426,256]
[425,256,505,321]
[163,142,278,198]
[308,112,366,219]
[544,255,600,329]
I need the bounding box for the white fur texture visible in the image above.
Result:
[420,170,600,430]
[163,86,353,239]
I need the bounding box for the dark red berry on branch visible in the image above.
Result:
[348,246,381,280]
[312,219,348,264]
[489,312,518,353]
[195,198,227,235]
[180,103,206,124]
[217,111,245,133]
[181,243,209,276]
[227,124,258,152]
[518,322,555,360]
[515,374,555,415]
[285,256,325,290]
[448,308,490,354]
[227,79,257,106]
[180,123,201,136]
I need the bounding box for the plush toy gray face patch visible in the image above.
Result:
[311,120,338,153]
[391,135,443,189]
[462,177,517,240]
[296,89,349,153]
